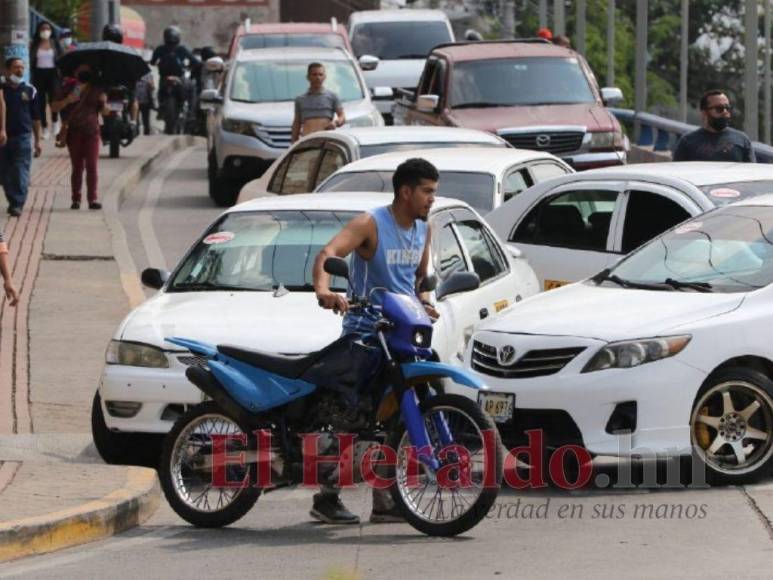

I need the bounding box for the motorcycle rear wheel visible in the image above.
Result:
[163,97,178,135]
[386,394,503,537]
[159,401,260,527]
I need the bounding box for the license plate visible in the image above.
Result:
[108,102,124,112]
[478,392,514,423]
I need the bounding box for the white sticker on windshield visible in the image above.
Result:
[203,231,235,245]
[709,188,741,199]
[675,222,703,234]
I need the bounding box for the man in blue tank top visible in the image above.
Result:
[310,158,440,525]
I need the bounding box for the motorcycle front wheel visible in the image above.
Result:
[162,96,179,135]
[159,401,260,527]
[386,394,503,537]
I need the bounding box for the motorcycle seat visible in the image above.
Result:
[217,344,321,379]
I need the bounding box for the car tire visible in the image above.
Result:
[690,367,773,485]
[91,391,163,467]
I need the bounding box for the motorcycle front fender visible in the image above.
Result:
[400,361,486,390]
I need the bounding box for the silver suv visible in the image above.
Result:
[202,47,383,206]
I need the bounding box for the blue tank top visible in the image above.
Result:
[343,205,427,335]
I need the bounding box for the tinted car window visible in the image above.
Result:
[621,191,691,253]
[239,34,346,51]
[451,58,596,108]
[513,190,618,251]
[455,220,507,283]
[359,142,503,158]
[434,223,467,279]
[318,170,496,213]
[350,21,452,60]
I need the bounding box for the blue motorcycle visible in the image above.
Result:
[159,257,503,537]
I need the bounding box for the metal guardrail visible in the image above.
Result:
[610,108,773,164]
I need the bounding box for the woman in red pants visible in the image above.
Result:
[51,64,108,210]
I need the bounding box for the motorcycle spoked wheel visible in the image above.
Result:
[159,401,261,527]
[385,394,503,537]
[163,97,179,135]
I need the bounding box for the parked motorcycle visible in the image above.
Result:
[100,85,135,158]
[159,258,503,537]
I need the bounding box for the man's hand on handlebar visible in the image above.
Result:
[316,290,348,315]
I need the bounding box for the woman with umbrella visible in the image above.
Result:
[51,63,108,210]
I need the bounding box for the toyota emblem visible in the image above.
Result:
[497,345,517,366]
[536,134,551,148]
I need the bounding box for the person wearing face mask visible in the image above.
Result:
[30,21,63,141]
[0,58,42,217]
[673,90,756,162]
[59,29,77,53]
[51,64,109,210]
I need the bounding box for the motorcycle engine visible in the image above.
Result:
[315,391,371,431]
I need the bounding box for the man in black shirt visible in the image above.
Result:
[673,90,756,162]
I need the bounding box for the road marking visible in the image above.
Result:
[137,148,191,272]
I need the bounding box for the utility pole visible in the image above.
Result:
[538,0,547,29]
[553,0,565,36]
[0,0,29,78]
[634,0,648,142]
[576,0,586,55]
[764,0,771,145]
[91,0,121,41]
[502,0,515,39]
[680,0,689,122]
[744,0,759,141]
[607,0,615,86]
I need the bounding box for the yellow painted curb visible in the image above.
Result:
[0,466,159,562]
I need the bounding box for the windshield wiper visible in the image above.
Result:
[396,53,429,59]
[591,269,671,291]
[172,281,269,292]
[663,278,714,293]
[452,102,513,109]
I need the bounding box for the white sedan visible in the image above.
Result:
[93,192,539,464]
[485,161,773,291]
[315,146,574,214]
[464,195,773,484]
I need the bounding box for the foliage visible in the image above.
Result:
[31,0,84,32]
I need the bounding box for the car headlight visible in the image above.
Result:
[589,130,623,150]
[413,328,432,347]
[345,110,383,127]
[582,335,691,373]
[221,118,255,136]
[106,340,169,368]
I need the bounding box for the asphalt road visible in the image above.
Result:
[5,144,773,579]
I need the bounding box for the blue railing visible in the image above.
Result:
[610,108,773,164]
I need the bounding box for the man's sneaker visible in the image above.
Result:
[369,504,406,524]
[309,493,360,525]
[7,206,21,217]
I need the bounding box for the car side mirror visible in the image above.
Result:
[417,94,440,113]
[505,243,523,259]
[419,274,438,293]
[141,267,170,290]
[205,56,225,72]
[436,271,480,300]
[359,54,380,71]
[200,88,223,104]
[371,86,394,99]
[324,257,349,280]
[601,87,624,106]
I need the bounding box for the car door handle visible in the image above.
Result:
[479,308,489,320]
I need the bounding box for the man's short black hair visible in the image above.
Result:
[700,89,726,110]
[392,158,439,197]
[4,57,22,69]
[307,62,324,74]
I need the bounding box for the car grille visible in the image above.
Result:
[500,131,584,155]
[252,125,292,149]
[471,340,585,379]
[178,354,210,368]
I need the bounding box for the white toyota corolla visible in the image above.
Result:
[93,192,539,464]
[463,195,773,484]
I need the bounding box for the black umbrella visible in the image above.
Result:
[57,41,150,86]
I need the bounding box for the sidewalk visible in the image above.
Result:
[0,135,194,561]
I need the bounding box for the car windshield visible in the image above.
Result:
[169,210,356,293]
[607,206,773,293]
[230,61,364,103]
[451,57,596,108]
[239,33,346,51]
[317,171,496,213]
[350,21,452,60]
[359,141,503,157]
[699,181,773,206]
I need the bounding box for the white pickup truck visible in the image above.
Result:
[348,9,454,124]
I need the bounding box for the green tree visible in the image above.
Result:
[31,0,84,31]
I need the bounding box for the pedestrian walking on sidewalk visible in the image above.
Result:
[0,58,43,217]
[673,90,756,162]
[51,64,108,210]
[0,229,19,306]
[30,21,63,141]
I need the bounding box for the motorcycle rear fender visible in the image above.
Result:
[401,361,487,390]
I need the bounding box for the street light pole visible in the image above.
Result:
[553,0,565,36]
[0,0,29,78]
[607,0,615,86]
[680,0,689,122]
[744,0,759,141]
[91,0,121,41]
[634,0,648,142]
[576,0,586,56]
[764,0,771,145]
[539,0,547,29]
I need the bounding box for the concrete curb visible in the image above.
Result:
[0,466,159,562]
